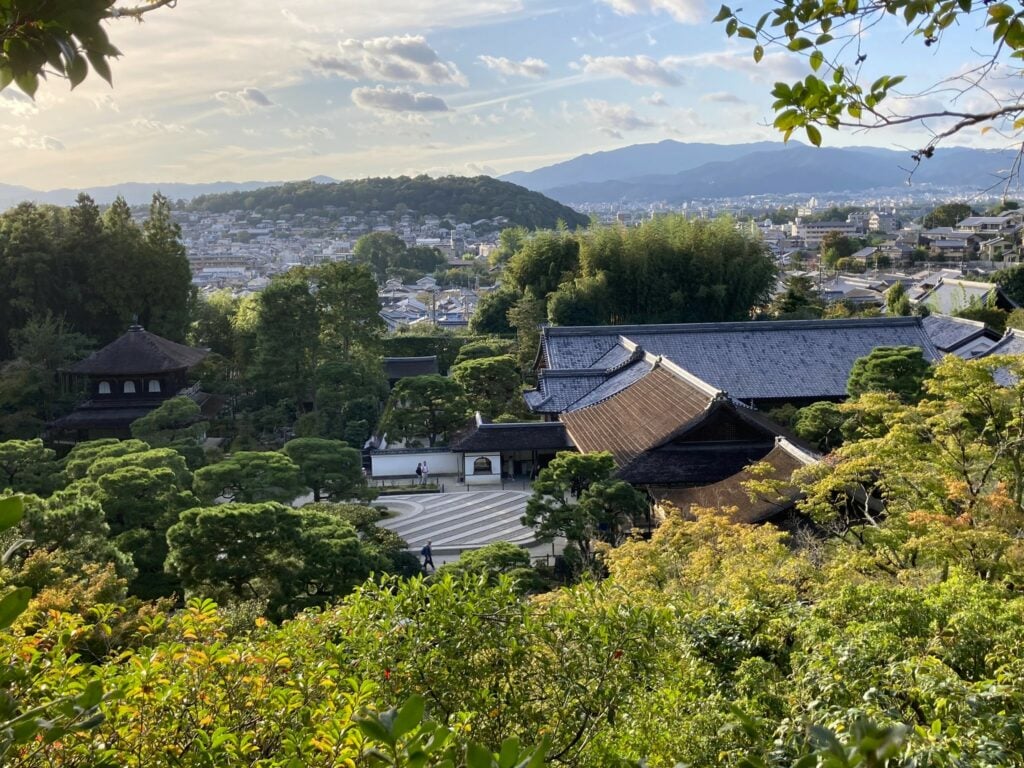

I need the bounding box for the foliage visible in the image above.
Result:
[0,0,174,97]
[523,451,649,573]
[188,176,590,230]
[715,0,1024,153]
[995,264,1024,307]
[886,282,912,316]
[0,439,58,494]
[129,396,208,467]
[354,232,445,281]
[505,231,581,298]
[770,274,824,319]
[450,355,523,419]
[381,375,470,447]
[282,437,367,502]
[435,542,543,593]
[923,202,976,230]
[453,338,516,366]
[470,289,519,336]
[192,450,305,504]
[794,401,846,452]
[166,502,380,620]
[847,346,931,402]
[953,298,1009,334]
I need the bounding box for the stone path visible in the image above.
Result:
[372,490,535,553]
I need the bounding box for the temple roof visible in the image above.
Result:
[67,326,208,375]
[651,439,818,524]
[450,414,571,453]
[561,360,722,468]
[532,317,940,406]
[921,313,994,353]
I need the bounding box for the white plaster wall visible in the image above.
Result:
[371,452,460,477]
[464,453,501,485]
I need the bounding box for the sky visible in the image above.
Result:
[1,0,1016,189]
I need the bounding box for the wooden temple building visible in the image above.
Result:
[47,325,217,444]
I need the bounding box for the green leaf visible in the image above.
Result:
[809,50,824,71]
[67,55,88,88]
[713,4,732,22]
[356,715,394,745]
[497,737,520,768]
[806,124,822,146]
[737,26,757,39]
[76,680,104,710]
[466,742,494,768]
[0,587,31,630]
[0,497,24,530]
[787,37,814,51]
[988,3,1014,21]
[392,695,425,739]
[753,45,764,63]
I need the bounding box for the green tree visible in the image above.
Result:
[820,231,856,263]
[453,339,515,366]
[381,375,470,448]
[353,232,408,281]
[1,0,174,97]
[0,439,58,494]
[491,225,529,266]
[140,192,193,341]
[923,202,976,229]
[847,346,932,402]
[523,451,648,571]
[250,272,319,411]
[770,274,824,319]
[192,451,305,504]
[886,282,912,316]
[505,231,580,297]
[129,396,208,468]
[310,261,384,361]
[507,292,548,374]
[470,288,518,336]
[450,355,523,418]
[282,437,365,502]
[793,401,845,452]
[165,502,378,619]
[189,289,239,358]
[995,265,1024,307]
[435,541,543,592]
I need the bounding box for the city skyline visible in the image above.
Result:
[1,0,1011,189]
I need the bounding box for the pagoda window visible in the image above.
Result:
[472,456,493,475]
[97,381,111,395]
[123,381,137,394]
[148,379,162,393]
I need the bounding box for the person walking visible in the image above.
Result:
[421,460,429,486]
[421,540,434,571]
[415,462,422,485]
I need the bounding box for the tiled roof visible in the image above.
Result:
[985,328,1024,357]
[67,326,207,375]
[651,439,817,524]
[922,314,992,352]
[383,356,439,379]
[564,359,654,411]
[450,416,571,453]
[914,279,1011,315]
[561,362,720,467]
[555,318,937,402]
[620,441,774,485]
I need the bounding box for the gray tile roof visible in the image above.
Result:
[915,279,996,315]
[68,326,207,375]
[565,359,654,411]
[922,314,991,352]
[535,318,940,405]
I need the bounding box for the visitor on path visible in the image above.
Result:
[422,461,429,486]
[421,540,434,571]
[415,462,423,485]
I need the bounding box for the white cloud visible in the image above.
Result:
[579,54,683,87]
[585,98,656,138]
[0,91,38,117]
[282,126,336,140]
[10,134,64,151]
[311,35,465,85]
[700,91,745,104]
[215,87,275,113]
[666,48,805,82]
[351,85,450,113]
[130,117,188,133]
[599,0,705,24]
[478,55,549,79]
[645,92,669,107]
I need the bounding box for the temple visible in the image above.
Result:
[47,325,216,444]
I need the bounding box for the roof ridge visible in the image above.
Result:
[774,436,820,465]
[545,316,924,337]
[650,354,724,398]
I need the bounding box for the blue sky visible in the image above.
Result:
[0,0,1013,189]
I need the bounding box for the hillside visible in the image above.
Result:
[0,179,295,210]
[506,140,1020,203]
[187,175,589,230]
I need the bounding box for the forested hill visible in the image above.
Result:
[186,175,589,230]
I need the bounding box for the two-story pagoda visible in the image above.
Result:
[48,324,213,444]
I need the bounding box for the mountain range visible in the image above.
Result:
[0,178,340,211]
[499,140,1020,204]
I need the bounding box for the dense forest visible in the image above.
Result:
[187,176,590,230]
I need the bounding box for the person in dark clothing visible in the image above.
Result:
[421,540,434,571]
[415,462,423,484]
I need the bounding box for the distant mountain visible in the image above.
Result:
[0,179,295,210]
[522,142,1022,204]
[500,140,785,192]
[186,176,589,230]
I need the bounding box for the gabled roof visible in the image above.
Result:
[922,313,998,353]
[450,414,572,453]
[561,360,722,468]
[67,326,207,375]
[537,317,939,404]
[383,356,439,380]
[651,438,818,524]
[914,278,1016,315]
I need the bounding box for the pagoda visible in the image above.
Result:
[48,324,214,444]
